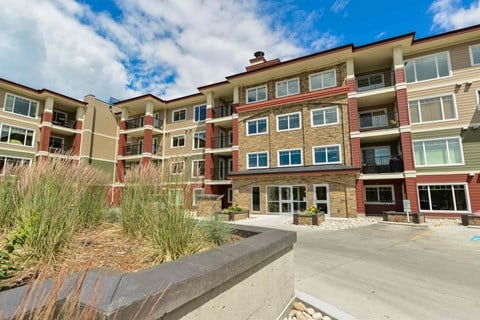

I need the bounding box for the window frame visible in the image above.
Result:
[275,77,300,98]
[246,117,268,136]
[0,124,35,147]
[192,188,204,206]
[246,85,267,104]
[408,94,457,124]
[251,186,261,212]
[476,89,480,111]
[312,144,342,165]
[276,112,302,132]
[0,155,32,175]
[310,106,339,127]
[358,108,388,129]
[469,44,480,66]
[405,51,452,83]
[193,104,207,122]
[246,151,269,169]
[277,148,303,167]
[171,134,186,148]
[191,159,205,178]
[413,137,464,167]
[192,131,206,150]
[3,93,38,119]
[309,69,337,91]
[172,108,187,122]
[364,185,395,205]
[227,188,233,203]
[170,161,185,175]
[417,183,470,213]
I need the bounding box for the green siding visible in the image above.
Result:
[412,128,480,173]
[0,149,36,159]
[90,159,116,179]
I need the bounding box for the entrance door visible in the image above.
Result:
[280,187,292,214]
[267,185,307,214]
[218,158,225,180]
[314,184,330,217]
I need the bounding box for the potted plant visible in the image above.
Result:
[215,204,250,221]
[293,206,325,226]
[461,211,480,226]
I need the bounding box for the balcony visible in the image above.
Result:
[362,155,404,174]
[124,143,162,156]
[359,112,398,131]
[52,119,76,129]
[48,144,72,154]
[212,105,234,118]
[356,71,395,92]
[125,117,163,130]
[212,136,232,149]
[212,167,231,180]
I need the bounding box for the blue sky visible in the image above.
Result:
[1,0,479,101]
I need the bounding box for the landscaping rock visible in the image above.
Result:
[287,300,334,320]
[312,312,323,319]
[293,301,306,311]
[306,307,315,315]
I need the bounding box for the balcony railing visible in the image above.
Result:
[359,112,398,131]
[212,104,234,118]
[356,71,395,92]
[52,119,76,128]
[212,167,231,180]
[362,155,404,174]
[124,143,161,156]
[125,117,163,129]
[212,136,232,149]
[48,144,73,154]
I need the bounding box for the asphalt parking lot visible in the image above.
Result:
[235,216,480,320]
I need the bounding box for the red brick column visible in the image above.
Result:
[404,177,419,212]
[351,137,361,168]
[116,120,127,182]
[39,112,53,152]
[72,120,83,156]
[396,88,410,127]
[394,68,405,84]
[356,179,365,216]
[400,132,415,171]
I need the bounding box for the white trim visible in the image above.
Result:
[364,184,395,205]
[275,77,300,98]
[191,159,205,178]
[417,183,471,213]
[405,51,452,84]
[276,111,302,132]
[469,44,480,66]
[312,144,342,165]
[172,108,187,122]
[408,93,457,124]
[477,89,480,111]
[246,85,267,104]
[251,186,261,212]
[246,151,269,169]
[310,105,339,127]
[246,117,268,136]
[309,69,337,91]
[3,92,39,119]
[193,104,207,122]
[277,148,303,167]
[171,134,186,148]
[412,136,464,167]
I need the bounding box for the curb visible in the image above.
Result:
[377,221,429,228]
[295,290,359,320]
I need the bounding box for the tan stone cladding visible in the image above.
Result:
[237,94,350,171]
[232,173,357,218]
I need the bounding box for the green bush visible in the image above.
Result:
[201,218,234,245]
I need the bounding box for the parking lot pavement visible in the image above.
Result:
[235,216,480,320]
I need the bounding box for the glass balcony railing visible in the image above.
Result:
[356,71,395,92]
[362,155,404,174]
[359,112,398,131]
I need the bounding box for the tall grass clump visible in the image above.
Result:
[0,166,24,230]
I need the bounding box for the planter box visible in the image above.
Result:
[293,213,325,226]
[383,211,425,224]
[215,210,250,221]
[461,214,480,226]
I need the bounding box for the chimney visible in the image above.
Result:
[246,51,281,72]
[249,51,266,65]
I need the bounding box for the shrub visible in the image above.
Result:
[201,218,234,245]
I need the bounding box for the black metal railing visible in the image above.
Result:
[48,144,73,154]
[124,143,143,155]
[359,112,398,131]
[212,104,234,118]
[125,117,144,129]
[52,119,76,128]
[362,155,404,174]
[356,71,395,92]
[212,136,232,149]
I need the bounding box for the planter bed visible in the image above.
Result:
[461,214,480,226]
[383,211,425,224]
[293,213,325,226]
[215,210,250,221]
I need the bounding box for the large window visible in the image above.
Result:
[313,145,341,165]
[409,95,456,123]
[172,108,186,122]
[278,149,302,167]
[309,69,336,91]
[0,156,31,175]
[418,184,469,212]
[0,124,34,147]
[171,134,185,148]
[251,186,260,212]
[277,112,301,131]
[246,85,267,104]
[193,131,206,149]
[405,52,450,83]
[192,159,205,177]
[193,104,206,122]
[313,185,329,215]
[267,185,306,214]
[247,118,268,135]
[311,106,338,127]
[413,137,463,166]
[170,161,184,174]
[4,93,38,118]
[364,185,395,204]
[276,78,300,98]
[247,152,268,169]
[470,44,480,66]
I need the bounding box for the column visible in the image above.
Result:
[142,101,153,166]
[39,96,54,155]
[72,106,84,157]
[116,108,128,182]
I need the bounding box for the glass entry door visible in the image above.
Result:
[314,184,330,216]
[268,185,306,214]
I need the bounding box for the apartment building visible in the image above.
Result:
[0,78,118,180]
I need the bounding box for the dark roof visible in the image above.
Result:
[228,165,359,177]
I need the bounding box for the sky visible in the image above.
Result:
[1,0,480,102]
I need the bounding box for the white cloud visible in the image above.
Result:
[430,0,480,30]
[331,0,350,13]
[311,33,343,51]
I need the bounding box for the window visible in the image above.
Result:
[405,52,450,83]
[193,131,206,149]
[227,158,233,173]
[278,149,302,167]
[246,85,267,104]
[277,112,301,131]
[267,185,306,214]
[356,73,384,91]
[247,118,268,135]
[477,90,480,111]
[0,156,31,175]
[313,145,341,165]
[418,184,469,212]
[52,110,68,126]
[469,44,480,66]
[170,161,184,174]
[192,159,205,177]
[4,93,38,118]
[227,188,233,203]
[364,186,395,204]
[168,189,184,206]
[276,78,300,98]
[311,106,339,127]
[0,124,34,147]
[228,131,233,145]
[171,135,185,148]
[362,146,391,165]
[413,137,463,166]
[193,104,206,122]
[309,69,336,91]
[172,108,186,122]
[49,136,64,152]
[313,185,329,215]
[247,152,268,169]
[192,188,204,206]
[359,109,388,129]
[409,95,456,124]
[251,186,260,211]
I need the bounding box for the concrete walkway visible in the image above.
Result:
[234,215,480,320]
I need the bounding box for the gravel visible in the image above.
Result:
[288,217,380,231]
